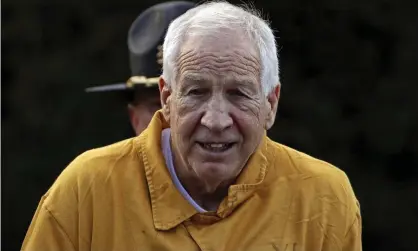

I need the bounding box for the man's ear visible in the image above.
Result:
[127,104,139,134]
[265,84,281,130]
[159,77,172,122]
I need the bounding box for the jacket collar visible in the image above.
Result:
[139,111,269,230]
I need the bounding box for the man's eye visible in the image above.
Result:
[228,89,247,98]
[188,88,206,96]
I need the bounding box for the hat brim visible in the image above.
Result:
[85,83,158,93]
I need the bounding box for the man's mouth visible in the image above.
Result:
[197,142,235,152]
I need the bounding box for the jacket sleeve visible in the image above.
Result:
[342,200,363,251]
[21,196,77,251]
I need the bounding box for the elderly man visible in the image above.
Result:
[85,1,195,136]
[22,2,362,251]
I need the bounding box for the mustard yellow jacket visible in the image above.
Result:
[22,111,362,251]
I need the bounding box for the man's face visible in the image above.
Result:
[128,89,161,135]
[160,34,280,192]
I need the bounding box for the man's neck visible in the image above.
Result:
[174,166,231,211]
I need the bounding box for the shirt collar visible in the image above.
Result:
[139,110,270,230]
[161,128,207,213]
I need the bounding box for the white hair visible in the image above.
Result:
[162,1,280,95]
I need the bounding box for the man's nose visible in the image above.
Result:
[200,95,233,132]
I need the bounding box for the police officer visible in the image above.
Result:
[85,1,195,135]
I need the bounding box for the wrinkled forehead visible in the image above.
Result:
[177,35,261,88]
[180,72,259,92]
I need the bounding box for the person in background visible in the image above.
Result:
[22,1,362,250]
[85,1,195,135]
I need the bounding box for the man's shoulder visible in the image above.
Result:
[265,138,356,203]
[80,137,138,163]
[266,138,348,181]
[70,137,139,173]
[265,139,361,242]
[266,137,359,207]
[45,137,143,199]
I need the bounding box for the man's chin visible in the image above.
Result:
[195,167,233,193]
